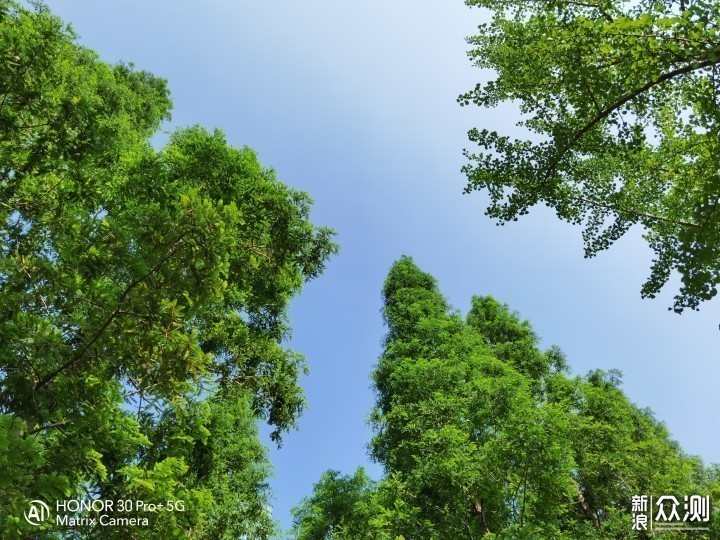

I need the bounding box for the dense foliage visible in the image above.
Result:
[292,257,719,539]
[459,0,720,313]
[0,1,336,538]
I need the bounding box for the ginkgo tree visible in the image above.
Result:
[0,1,336,538]
[459,0,720,313]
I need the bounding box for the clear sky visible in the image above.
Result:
[44,0,720,532]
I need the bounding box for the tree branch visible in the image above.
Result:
[472,499,490,534]
[519,451,530,527]
[544,56,720,180]
[531,0,614,22]
[24,420,71,436]
[576,483,601,530]
[577,196,700,229]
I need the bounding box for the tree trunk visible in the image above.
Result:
[472,500,490,535]
[576,485,601,530]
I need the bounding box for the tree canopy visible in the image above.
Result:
[459,0,720,313]
[292,257,718,539]
[290,468,379,540]
[0,1,336,537]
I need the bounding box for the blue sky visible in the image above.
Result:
[45,0,720,531]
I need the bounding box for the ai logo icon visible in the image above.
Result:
[24,500,50,526]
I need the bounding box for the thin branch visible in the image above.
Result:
[20,352,41,384]
[519,450,531,527]
[127,376,165,415]
[215,373,269,385]
[124,382,161,398]
[580,74,603,115]
[243,241,271,259]
[531,0,614,22]
[15,121,51,130]
[577,196,700,229]
[606,32,716,47]
[25,420,71,436]
[74,294,150,321]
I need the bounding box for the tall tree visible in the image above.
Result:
[290,468,380,540]
[293,257,717,539]
[459,0,720,313]
[0,2,337,537]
